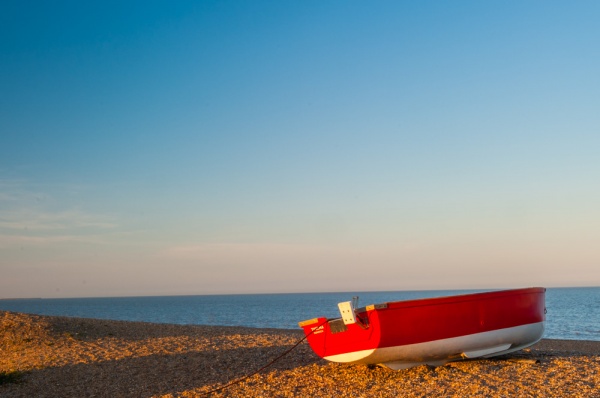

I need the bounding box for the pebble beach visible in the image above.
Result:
[2,310,599,397]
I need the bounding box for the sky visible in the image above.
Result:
[1,1,599,298]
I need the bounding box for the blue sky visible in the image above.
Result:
[1,1,599,298]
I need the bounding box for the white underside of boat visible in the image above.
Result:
[324,322,544,370]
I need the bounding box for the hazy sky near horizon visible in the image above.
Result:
[2,1,599,298]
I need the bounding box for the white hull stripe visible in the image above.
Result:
[324,322,544,370]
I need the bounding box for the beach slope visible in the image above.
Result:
[1,311,599,397]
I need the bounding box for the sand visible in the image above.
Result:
[1,310,599,397]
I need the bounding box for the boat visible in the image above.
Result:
[298,287,546,370]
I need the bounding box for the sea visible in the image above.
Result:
[1,287,599,341]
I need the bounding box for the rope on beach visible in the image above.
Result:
[200,320,327,397]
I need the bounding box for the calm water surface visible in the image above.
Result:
[1,287,598,341]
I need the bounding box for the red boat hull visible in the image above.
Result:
[299,287,546,369]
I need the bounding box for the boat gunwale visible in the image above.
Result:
[354,287,545,314]
[299,287,546,327]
